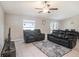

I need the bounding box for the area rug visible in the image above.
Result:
[33,40,71,57]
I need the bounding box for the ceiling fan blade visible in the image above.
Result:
[49,8,58,10]
[38,11,43,13]
[35,8,43,10]
[48,11,51,13]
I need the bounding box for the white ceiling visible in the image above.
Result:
[0,1,79,20]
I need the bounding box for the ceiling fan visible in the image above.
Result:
[35,1,58,13]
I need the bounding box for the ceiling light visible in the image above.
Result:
[43,8,49,13]
[35,1,58,13]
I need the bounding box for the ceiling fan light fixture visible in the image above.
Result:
[35,1,58,13]
[43,8,49,13]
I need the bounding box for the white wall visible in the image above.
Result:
[5,14,51,41]
[6,14,79,41]
[0,5,4,51]
[59,15,79,31]
[5,14,23,41]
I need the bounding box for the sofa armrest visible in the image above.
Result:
[47,34,53,36]
[40,33,45,39]
[68,38,77,49]
[35,33,45,41]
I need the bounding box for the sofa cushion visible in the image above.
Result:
[34,29,41,33]
[52,33,65,39]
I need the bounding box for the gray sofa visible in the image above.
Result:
[23,29,45,43]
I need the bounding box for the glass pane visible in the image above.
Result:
[23,20,35,30]
[23,22,35,28]
[49,21,58,33]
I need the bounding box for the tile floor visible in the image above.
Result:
[63,39,79,57]
[15,40,47,57]
[15,39,79,57]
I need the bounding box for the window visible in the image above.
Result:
[50,21,58,33]
[23,20,35,30]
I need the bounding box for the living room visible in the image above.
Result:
[0,1,79,57]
